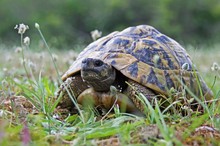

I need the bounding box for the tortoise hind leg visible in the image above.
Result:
[124,79,156,112]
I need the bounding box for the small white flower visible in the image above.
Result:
[66,77,72,84]
[15,47,22,53]
[20,58,27,65]
[28,60,36,71]
[211,62,219,71]
[14,23,29,34]
[52,114,60,119]
[91,29,102,41]
[3,68,8,72]
[35,23,40,29]
[23,36,30,46]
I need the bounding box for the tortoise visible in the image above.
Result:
[58,25,213,115]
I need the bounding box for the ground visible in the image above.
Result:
[0,44,220,145]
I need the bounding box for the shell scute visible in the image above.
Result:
[127,62,138,78]
[164,70,175,89]
[146,68,166,92]
[142,39,157,46]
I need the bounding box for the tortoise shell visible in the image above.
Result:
[62,25,212,99]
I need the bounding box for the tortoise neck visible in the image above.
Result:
[88,70,116,92]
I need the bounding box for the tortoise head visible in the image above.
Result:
[81,58,116,92]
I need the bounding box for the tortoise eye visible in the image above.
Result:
[94,60,103,67]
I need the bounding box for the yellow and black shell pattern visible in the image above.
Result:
[62,25,212,99]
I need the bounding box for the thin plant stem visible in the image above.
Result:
[35,27,61,83]
[20,33,29,79]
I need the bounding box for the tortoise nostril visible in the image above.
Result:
[94,60,103,67]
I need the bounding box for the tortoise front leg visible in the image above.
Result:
[77,87,144,116]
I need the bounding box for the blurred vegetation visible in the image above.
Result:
[0,0,220,49]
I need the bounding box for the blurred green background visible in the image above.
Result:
[1,0,220,49]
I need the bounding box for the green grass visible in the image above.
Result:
[0,24,220,145]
